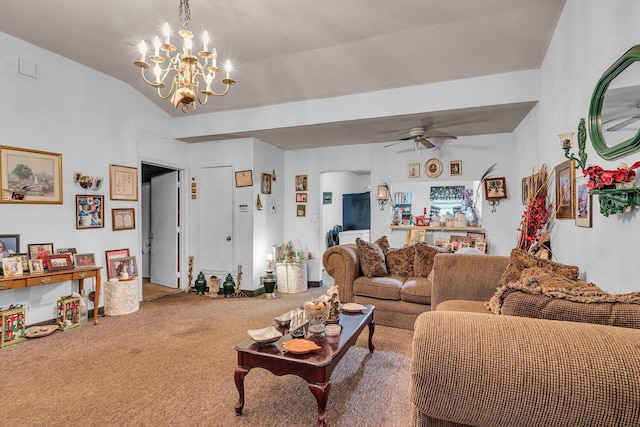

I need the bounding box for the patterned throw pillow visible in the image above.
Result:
[386,245,415,277]
[413,242,451,277]
[498,248,579,287]
[355,238,387,277]
[375,235,390,255]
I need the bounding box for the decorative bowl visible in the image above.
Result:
[274,314,291,328]
[247,326,282,345]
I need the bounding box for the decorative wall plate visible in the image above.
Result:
[425,159,443,178]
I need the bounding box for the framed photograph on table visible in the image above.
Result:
[112,208,135,231]
[27,243,54,269]
[2,257,23,276]
[76,195,104,229]
[555,160,575,219]
[0,145,62,204]
[109,256,138,280]
[29,259,44,274]
[15,253,29,272]
[45,253,73,271]
[575,175,592,227]
[0,234,20,257]
[105,248,130,279]
[109,164,138,201]
[74,253,96,267]
[235,170,253,187]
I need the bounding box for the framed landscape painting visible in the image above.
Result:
[0,145,62,204]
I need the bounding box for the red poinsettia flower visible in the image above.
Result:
[583,161,640,190]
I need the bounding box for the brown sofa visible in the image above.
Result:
[409,253,640,427]
[322,242,451,329]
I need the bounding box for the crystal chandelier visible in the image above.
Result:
[133,0,235,113]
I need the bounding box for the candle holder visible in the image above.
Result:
[559,118,588,170]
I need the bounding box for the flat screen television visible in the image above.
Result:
[342,192,371,231]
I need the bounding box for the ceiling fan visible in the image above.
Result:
[603,103,640,132]
[384,127,457,149]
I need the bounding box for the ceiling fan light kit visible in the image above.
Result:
[385,127,458,150]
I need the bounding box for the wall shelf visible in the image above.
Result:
[590,188,640,216]
[389,225,483,232]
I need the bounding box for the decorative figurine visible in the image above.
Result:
[194,271,207,295]
[223,273,235,298]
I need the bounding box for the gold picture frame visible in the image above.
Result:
[235,170,253,187]
[0,145,62,204]
[425,159,443,178]
[112,208,136,231]
[408,162,420,178]
[261,173,272,194]
[109,164,138,201]
[295,175,308,191]
[296,204,306,217]
[449,160,462,176]
[555,160,575,219]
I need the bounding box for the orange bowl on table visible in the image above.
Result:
[283,339,321,354]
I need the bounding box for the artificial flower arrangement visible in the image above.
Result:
[583,161,640,190]
[517,164,552,255]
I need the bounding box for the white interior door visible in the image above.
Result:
[150,171,179,288]
[201,166,233,272]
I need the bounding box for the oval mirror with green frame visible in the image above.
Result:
[589,44,640,160]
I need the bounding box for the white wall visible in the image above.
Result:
[513,0,640,293]
[0,31,181,323]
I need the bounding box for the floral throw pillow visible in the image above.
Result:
[386,245,415,277]
[375,235,390,255]
[413,242,451,277]
[356,238,387,277]
[498,248,579,287]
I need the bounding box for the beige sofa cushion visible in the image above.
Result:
[353,275,403,300]
[355,238,387,277]
[435,300,491,313]
[489,268,640,329]
[498,248,579,287]
[401,271,433,305]
[386,245,415,277]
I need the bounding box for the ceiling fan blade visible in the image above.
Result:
[424,135,458,140]
[606,115,640,131]
[420,139,435,149]
[384,140,405,148]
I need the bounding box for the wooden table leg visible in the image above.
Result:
[93,269,101,325]
[309,381,331,427]
[367,319,375,352]
[234,366,249,415]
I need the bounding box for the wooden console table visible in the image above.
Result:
[0,266,102,325]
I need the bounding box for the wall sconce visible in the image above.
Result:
[559,118,588,170]
[73,172,103,191]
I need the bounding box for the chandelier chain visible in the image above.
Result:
[178,0,191,30]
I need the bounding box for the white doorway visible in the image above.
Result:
[200,165,234,273]
[141,163,182,290]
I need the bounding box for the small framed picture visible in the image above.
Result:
[376,185,390,201]
[45,253,73,271]
[449,160,462,176]
[109,256,138,280]
[296,204,306,217]
[261,173,272,194]
[28,243,54,270]
[575,175,592,228]
[323,192,332,204]
[2,257,23,276]
[112,208,136,231]
[296,192,307,202]
[29,259,44,274]
[76,195,104,229]
[15,253,29,272]
[74,253,96,267]
[235,170,253,187]
[295,175,308,191]
[484,177,508,200]
[105,248,130,279]
[449,235,473,251]
[555,160,575,219]
[475,241,488,253]
[466,232,486,242]
[408,162,420,178]
[0,234,20,258]
[109,164,138,201]
[407,229,426,245]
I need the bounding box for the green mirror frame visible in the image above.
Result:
[589,45,640,160]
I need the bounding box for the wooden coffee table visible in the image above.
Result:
[234,304,375,427]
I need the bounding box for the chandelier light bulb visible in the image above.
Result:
[163,23,171,44]
[153,36,161,57]
[225,60,232,79]
[202,31,209,52]
[138,41,147,61]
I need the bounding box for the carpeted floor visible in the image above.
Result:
[3,288,413,426]
[142,278,181,301]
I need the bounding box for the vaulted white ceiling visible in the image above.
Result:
[0,0,566,149]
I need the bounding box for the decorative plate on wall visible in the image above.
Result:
[425,159,443,178]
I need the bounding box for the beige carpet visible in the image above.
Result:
[142,278,181,301]
[3,288,413,426]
